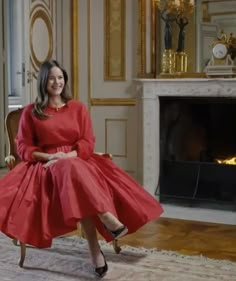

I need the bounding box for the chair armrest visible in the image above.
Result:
[5,155,16,170]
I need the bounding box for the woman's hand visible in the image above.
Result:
[48,151,77,160]
[48,152,67,160]
[42,151,78,168]
[33,151,77,167]
[43,159,58,168]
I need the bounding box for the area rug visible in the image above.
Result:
[0,233,236,281]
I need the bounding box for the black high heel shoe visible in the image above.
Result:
[94,251,108,278]
[104,225,128,239]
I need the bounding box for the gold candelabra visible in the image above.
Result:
[155,0,194,15]
[155,0,195,74]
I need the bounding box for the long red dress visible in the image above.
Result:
[0,100,163,248]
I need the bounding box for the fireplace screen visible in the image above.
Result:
[159,97,236,209]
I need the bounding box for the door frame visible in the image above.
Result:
[0,0,9,167]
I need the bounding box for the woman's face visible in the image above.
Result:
[46,66,65,97]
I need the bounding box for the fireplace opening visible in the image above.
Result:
[159,97,236,210]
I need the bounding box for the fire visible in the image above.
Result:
[216,157,236,165]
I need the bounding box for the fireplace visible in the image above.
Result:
[135,78,236,203]
[159,97,236,209]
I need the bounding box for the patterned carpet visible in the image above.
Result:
[0,233,236,281]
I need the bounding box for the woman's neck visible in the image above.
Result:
[48,97,65,108]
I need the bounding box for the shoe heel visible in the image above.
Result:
[104,225,128,240]
[94,251,108,278]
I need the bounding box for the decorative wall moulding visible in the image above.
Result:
[104,0,126,81]
[30,8,53,70]
[90,98,136,106]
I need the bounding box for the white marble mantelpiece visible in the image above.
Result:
[135,78,236,196]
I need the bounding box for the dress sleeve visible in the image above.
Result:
[74,103,95,160]
[15,106,42,162]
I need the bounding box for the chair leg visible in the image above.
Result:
[18,242,26,268]
[12,238,18,246]
[112,239,122,254]
[81,228,86,238]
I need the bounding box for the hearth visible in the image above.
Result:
[159,97,236,209]
[135,78,236,200]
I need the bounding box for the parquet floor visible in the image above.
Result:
[1,168,236,262]
[118,217,236,262]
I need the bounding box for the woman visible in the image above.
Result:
[0,60,163,277]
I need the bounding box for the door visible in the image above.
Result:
[23,0,56,104]
[7,0,56,108]
[3,0,59,166]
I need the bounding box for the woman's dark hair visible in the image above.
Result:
[32,60,72,119]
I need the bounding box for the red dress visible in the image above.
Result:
[0,100,163,248]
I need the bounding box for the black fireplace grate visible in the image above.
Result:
[159,159,236,207]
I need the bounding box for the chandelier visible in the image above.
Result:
[155,0,194,15]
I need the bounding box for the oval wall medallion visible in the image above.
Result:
[30,9,53,69]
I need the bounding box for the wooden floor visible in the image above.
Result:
[118,217,236,262]
[1,168,236,263]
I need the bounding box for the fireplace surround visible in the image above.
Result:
[135,78,236,200]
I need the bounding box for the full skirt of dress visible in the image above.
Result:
[0,152,163,248]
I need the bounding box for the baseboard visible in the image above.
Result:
[161,203,236,225]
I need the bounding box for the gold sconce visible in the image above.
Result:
[155,0,195,74]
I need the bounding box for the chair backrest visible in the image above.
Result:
[5,108,23,163]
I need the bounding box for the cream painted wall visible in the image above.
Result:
[78,0,139,179]
[56,0,71,89]
[78,0,89,106]
[23,0,70,104]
